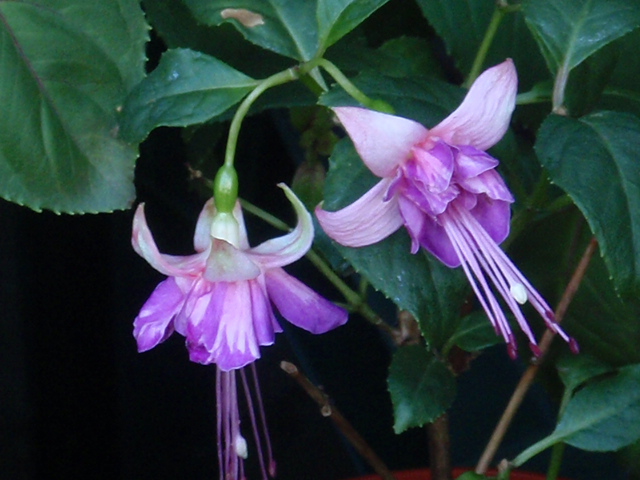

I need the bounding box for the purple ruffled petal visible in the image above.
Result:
[265,268,348,334]
[249,277,283,346]
[454,146,500,179]
[429,59,517,151]
[458,169,514,203]
[186,281,262,371]
[316,178,403,247]
[333,107,428,177]
[469,196,512,245]
[407,205,461,267]
[409,141,455,194]
[133,277,185,352]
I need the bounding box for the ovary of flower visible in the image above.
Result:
[316,59,576,357]
[132,183,348,371]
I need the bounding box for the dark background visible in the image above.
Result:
[0,112,627,480]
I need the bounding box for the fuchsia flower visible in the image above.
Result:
[316,60,575,357]
[132,183,347,370]
[133,184,347,479]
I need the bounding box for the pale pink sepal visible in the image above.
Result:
[132,203,209,277]
[333,107,428,177]
[204,239,261,282]
[265,268,348,334]
[429,59,517,151]
[193,199,215,252]
[249,184,314,269]
[315,178,403,247]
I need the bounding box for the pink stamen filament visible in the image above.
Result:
[453,206,571,342]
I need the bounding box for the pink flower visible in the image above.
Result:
[316,60,575,357]
[132,183,348,371]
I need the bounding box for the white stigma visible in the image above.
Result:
[510,283,528,305]
[234,435,248,459]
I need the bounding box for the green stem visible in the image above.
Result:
[464,3,518,88]
[305,58,394,113]
[224,67,300,168]
[516,89,551,106]
[511,435,560,469]
[546,442,566,480]
[545,381,572,479]
[305,248,361,306]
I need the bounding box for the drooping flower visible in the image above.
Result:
[132,183,348,479]
[316,59,575,357]
[132,183,348,370]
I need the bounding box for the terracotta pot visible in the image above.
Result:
[344,467,570,480]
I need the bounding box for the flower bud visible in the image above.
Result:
[213,164,238,213]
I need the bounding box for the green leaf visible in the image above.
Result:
[120,49,257,143]
[535,112,640,297]
[316,0,390,52]
[556,354,615,393]
[0,0,147,213]
[551,363,640,451]
[523,0,640,74]
[456,474,491,480]
[388,345,456,433]
[320,72,464,126]
[562,247,640,366]
[142,0,293,78]
[447,311,503,353]
[415,0,546,90]
[327,36,446,80]
[321,139,468,348]
[183,0,389,61]
[183,0,317,61]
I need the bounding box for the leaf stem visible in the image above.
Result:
[305,58,395,113]
[224,67,300,169]
[465,2,520,88]
[474,237,598,474]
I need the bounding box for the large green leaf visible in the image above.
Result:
[183,0,388,61]
[0,0,147,213]
[535,112,640,297]
[316,0,390,53]
[547,363,640,451]
[120,49,258,143]
[415,0,546,90]
[523,0,640,74]
[388,345,456,433]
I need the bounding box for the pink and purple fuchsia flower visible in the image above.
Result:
[316,59,576,358]
[132,183,347,479]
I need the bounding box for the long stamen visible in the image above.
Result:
[216,368,224,480]
[239,368,269,480]
[443,216,513,345]
[452,210,540,352]
[250,363,276,476]
[456,207,571,343]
